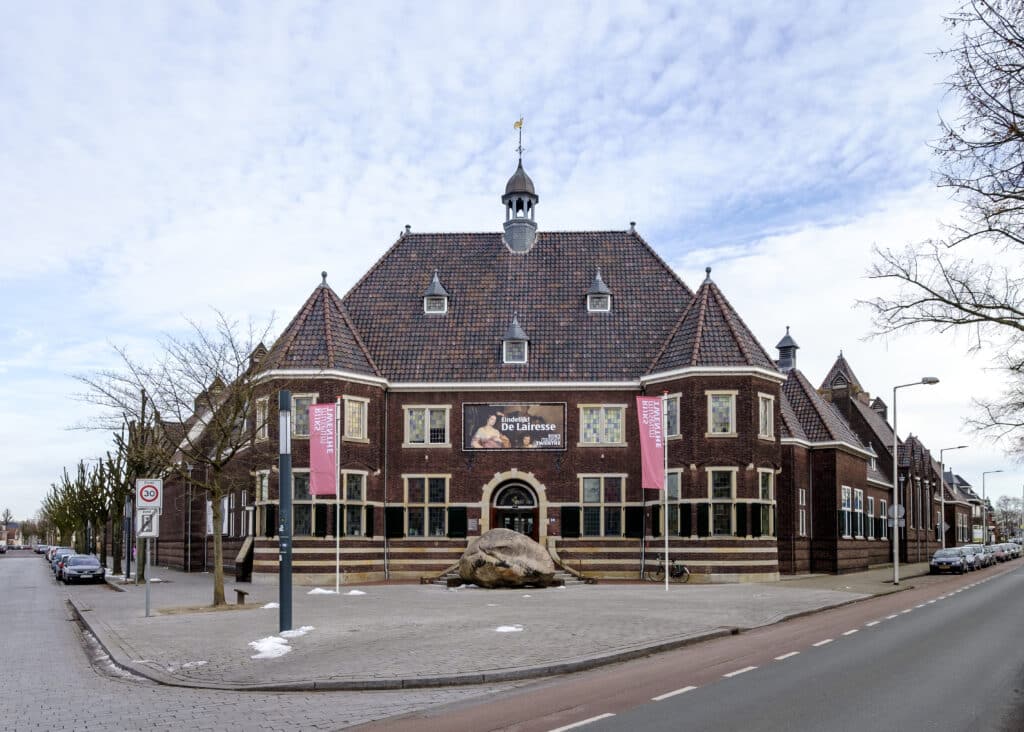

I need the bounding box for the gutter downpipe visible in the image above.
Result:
[383,389,389,580]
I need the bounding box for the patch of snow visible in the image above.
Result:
[521,594,532,598]
[344,589,366,596]
[262,602,279,609]
[280,626,315,639]
[181,661,208,669]
[148,578,163,583]
[495,625,524,633]
[249,636,291,659]
[486,603,499,607]
[307,588,338,595]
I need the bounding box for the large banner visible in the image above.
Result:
[463,403,565,450]
[636,396,665,490]
[309,402,338,496]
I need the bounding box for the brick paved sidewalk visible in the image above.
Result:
[67,562,932,692]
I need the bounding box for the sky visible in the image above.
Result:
[2,1,1022,521]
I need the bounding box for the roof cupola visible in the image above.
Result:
[501,118,538,253]
[776,326,799,372]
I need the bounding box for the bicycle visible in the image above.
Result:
[644,556,690,583]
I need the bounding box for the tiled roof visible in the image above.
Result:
[262,279,379,375]
[341,231,694,381]
[649,269,777,373]
[850,398,898,458]
[820,352,863,392]
[782,369,865,447]
[778,390,808,441]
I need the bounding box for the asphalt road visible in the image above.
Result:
[366,563,1024,732]
[0,550,515,731]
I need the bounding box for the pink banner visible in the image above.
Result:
[636,396,665,490]
[309,403,337,496]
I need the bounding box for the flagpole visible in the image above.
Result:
[335,397,341,595]
[662,391,669,592]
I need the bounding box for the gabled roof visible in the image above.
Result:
[778,390,808,441]
[649,268,777,373]
[850,397,899,457]
[820,351,863,392]
[342,231,693,382]
[781,369,866,447]
[262,275,379,376]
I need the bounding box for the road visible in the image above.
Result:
[364,563,1024,732]
[0,551,513,731]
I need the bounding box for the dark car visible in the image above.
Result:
[0,544,7,554]
[61,555,105,584]
[929,548,969,575]
[52,549,75,579]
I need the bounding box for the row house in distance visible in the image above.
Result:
[156,155,788,584]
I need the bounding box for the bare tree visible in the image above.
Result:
[863,1,1024,449]
[76,310,273,606]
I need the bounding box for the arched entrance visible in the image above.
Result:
[491,482,539,541]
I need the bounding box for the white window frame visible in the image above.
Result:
[503,340,528,364]
[291,393,318,438]
[664,393,681,438]
[579,474,626,537]
[339,470,369,537]
[757,469,775,537]
[403,405,451,448]
[292,469,315,536]
[255,396,269,442]
[404,475,450,538]
[587,293,611,312]
[707,467,738,536]
[343,395,369,442]
[758,393,775,440]
[229,492,236,537]
[578,404,628,446]
[854,488,864,538]
[423,295,448,314]
[880,499,889,540]
[841,485,853,538]
[221,495,229,536]
[867,496,875,539]
[798,487,807,538]
[706,390,738,437]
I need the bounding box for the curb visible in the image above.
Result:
[68,567,939,694]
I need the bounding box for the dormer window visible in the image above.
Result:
[422,270,450,315]
[502,314,530,365]
[587,268,612,313]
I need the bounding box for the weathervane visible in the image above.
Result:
[514,116,524,159]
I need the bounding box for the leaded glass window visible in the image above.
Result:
[665,395,680,437]
[579,405,626,445]
[405,407,448,445]
[293,395,315,437]
[345,397,367,440]
[708,393,735,434]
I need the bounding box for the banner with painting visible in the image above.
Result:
[462,403,565,450]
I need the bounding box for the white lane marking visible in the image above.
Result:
[886,614,899,620]
[652,686,697,701]
[775,651,800,661]
[843,629,859,636]
[723,666,757,678]
[549,713,616,731]
[927,600,936,604]
[915,604,926,609]
[901,609,913,614]
[866,621,880,627]
[813,639,833,647]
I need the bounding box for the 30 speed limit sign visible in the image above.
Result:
[136,478,164,513]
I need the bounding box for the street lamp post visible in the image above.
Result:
[892,377,939,585]
[939,445,968,549]
[982,469,1003,545]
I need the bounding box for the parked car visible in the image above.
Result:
[1009,543,1022,559]
[0,544,7,554]
[977,545,995,567]
[930,548,969,574]
[961,545,981,570]
[990,544,1007,563]
[35,544,49,555]
[52,549,75,579]
[61,555,105,584]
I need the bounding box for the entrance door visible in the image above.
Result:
[492,483,539,542]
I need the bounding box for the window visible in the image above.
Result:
[229,492,236,537]
[758,469,775,537]
[868,448,878,472]
[853,489,864,537]
[840,486,852,538]
[404,406,450,446]
[706,391,737,435]
[340,472,367,536]
[936,510,942,542]
[424,296,448,314]
[344,396,368,441]
[292,394,316,437]
[664,394,680,438]
[867,497,875,539]
[221,496,230,536]
[580,475,625,537]
[666,471,681,535]
[880,499,888,540]
[587,293,611,312]
[255,471,269,503]
[255,397,269,441]
[708,469,736,536]
[758,393,774,439]
[293,472,313,536]
[503,340,528,364]
[406,476,448,537]
[579,405,626,445]
[799,488,807,537]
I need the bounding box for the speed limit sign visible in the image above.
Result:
[136,478,164,513]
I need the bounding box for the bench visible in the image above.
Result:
[234,589,249,605]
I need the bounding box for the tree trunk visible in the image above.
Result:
[100,519,108,567]
[211,498,225,606]
[112,518,122,576]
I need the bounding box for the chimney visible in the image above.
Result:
[775,326,799,373]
